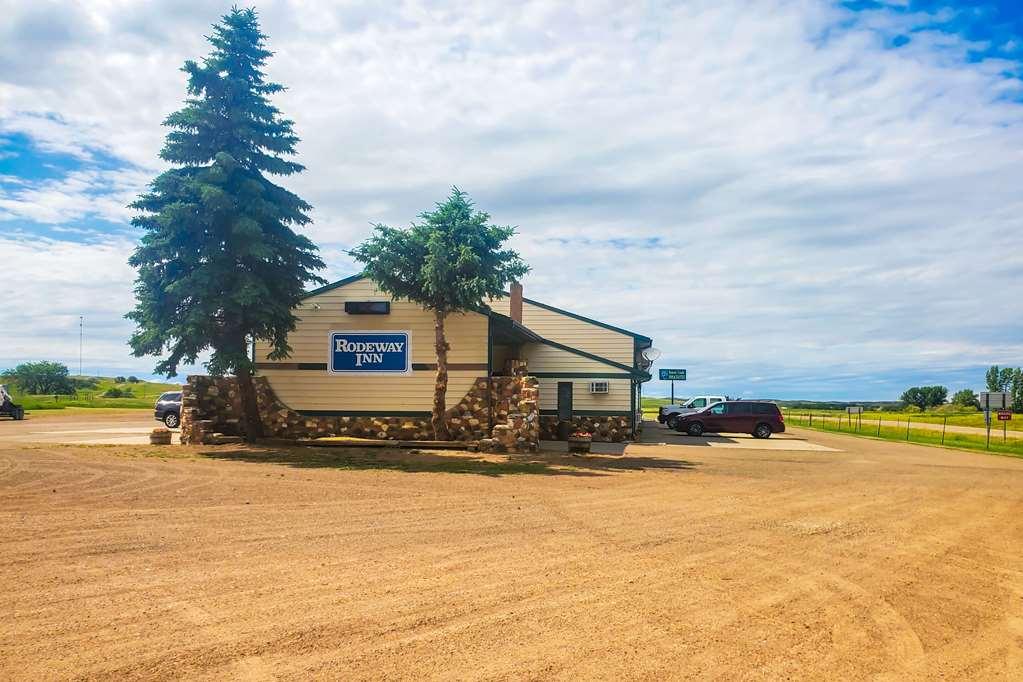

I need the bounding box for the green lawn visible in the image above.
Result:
[786,411,1023,458]
[8,377,182,411]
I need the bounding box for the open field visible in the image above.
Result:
[786,411,1023,458]
[2,419,1023,679]
[7,377,181,410]
[782,407,1023,433]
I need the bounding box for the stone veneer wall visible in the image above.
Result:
[538,414,634,443]
[180,371,539,453]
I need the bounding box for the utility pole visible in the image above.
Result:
[79,316,84,376]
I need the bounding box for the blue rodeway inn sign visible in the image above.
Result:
[330,331,411,374]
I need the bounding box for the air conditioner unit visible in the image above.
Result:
[590,381,609,394]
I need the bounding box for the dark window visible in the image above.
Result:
[753,403,778,415]
[344,301,390,315]
[160,392,181,402]
[727,402,752,415]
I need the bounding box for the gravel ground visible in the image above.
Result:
[1,423,1022,679]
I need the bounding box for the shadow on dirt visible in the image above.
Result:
[195,444,699,478]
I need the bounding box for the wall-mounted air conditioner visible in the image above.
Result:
[590,381,609,394]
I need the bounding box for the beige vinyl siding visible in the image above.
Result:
[257,369,480,412]
[258,279,487,365]
[522,343,625,373]
[255,278,488,411]
[537,378,632,412]
[489,296,634,365]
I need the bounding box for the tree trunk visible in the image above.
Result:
[432,309,451,440]
[236,364,265,442]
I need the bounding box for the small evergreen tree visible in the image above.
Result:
[127,7,324,439]
[350,188,529,439]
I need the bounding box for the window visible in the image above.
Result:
[690,398,707,408]
[709,403,726,415]
[589,381,609,394]
[753,403,777,415]
[344,301,390,315]
[728,402,752,415]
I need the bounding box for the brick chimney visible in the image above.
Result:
[510,281,523,323]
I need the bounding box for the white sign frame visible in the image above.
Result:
[327,330,412,376]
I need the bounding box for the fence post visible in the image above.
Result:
[877,416,881,437]
[941,416,947,446]
[905,416,911,441]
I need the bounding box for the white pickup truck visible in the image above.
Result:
[657,396,728,429]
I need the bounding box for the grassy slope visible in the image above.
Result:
[9,377,182,410]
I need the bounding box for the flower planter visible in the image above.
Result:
[567,433,592,454]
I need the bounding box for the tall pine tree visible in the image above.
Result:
[128,7,324,439]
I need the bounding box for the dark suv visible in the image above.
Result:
[673,401,784,439]
[154,391,182,428]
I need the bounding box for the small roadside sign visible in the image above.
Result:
[659,369,686,381]
[998,410,1013,421]
[980,392,1009,411]
[846,406,863,414]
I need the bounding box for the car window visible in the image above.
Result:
[690,398,706,408]
[709,403,726,415]
[159,392,181,401]
[709,397,723,405]
[753,403,776,415]
[727,403,752,415]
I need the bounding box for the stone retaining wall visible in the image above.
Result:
[538,414,634,443]
[180,372,540,453]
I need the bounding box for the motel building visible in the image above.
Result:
[189,274,653,447]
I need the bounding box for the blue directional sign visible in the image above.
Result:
[659,368,686,381]
[330,331,410,374]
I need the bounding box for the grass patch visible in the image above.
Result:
[787,412,1023,458]
[10,376,181,411]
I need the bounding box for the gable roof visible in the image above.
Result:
[302,273,651,378]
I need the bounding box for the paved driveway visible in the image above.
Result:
[0,409,179,445]
[542,420,838,454]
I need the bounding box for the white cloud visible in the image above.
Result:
[1,0,1022,397]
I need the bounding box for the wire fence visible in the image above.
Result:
[787,411,1022,451]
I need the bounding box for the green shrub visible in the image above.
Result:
[127,376,140,383]
[114,376,126,384]
[103,387,135,398]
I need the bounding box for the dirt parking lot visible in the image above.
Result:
[2,419,1023,679]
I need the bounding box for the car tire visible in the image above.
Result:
[753,423,772,439]
[686,421,704,437]
[163,412,180,429]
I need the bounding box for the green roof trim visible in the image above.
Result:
[537,337,648,379]
[301,273,367,299]
[521,295,652,345]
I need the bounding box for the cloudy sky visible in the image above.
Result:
[2,0,1022,400]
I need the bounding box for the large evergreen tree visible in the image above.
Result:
[128,7,324,439]
[350,188,529,439]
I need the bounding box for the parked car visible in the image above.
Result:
[658,395,728,429]
[154,391,182,428]
[673,400,784,438]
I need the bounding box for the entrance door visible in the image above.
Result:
[557,382,573,420]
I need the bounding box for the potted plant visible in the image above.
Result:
[567,430,592,454]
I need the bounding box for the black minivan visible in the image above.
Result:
[673,401,784,438]
[154,391,182,428]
